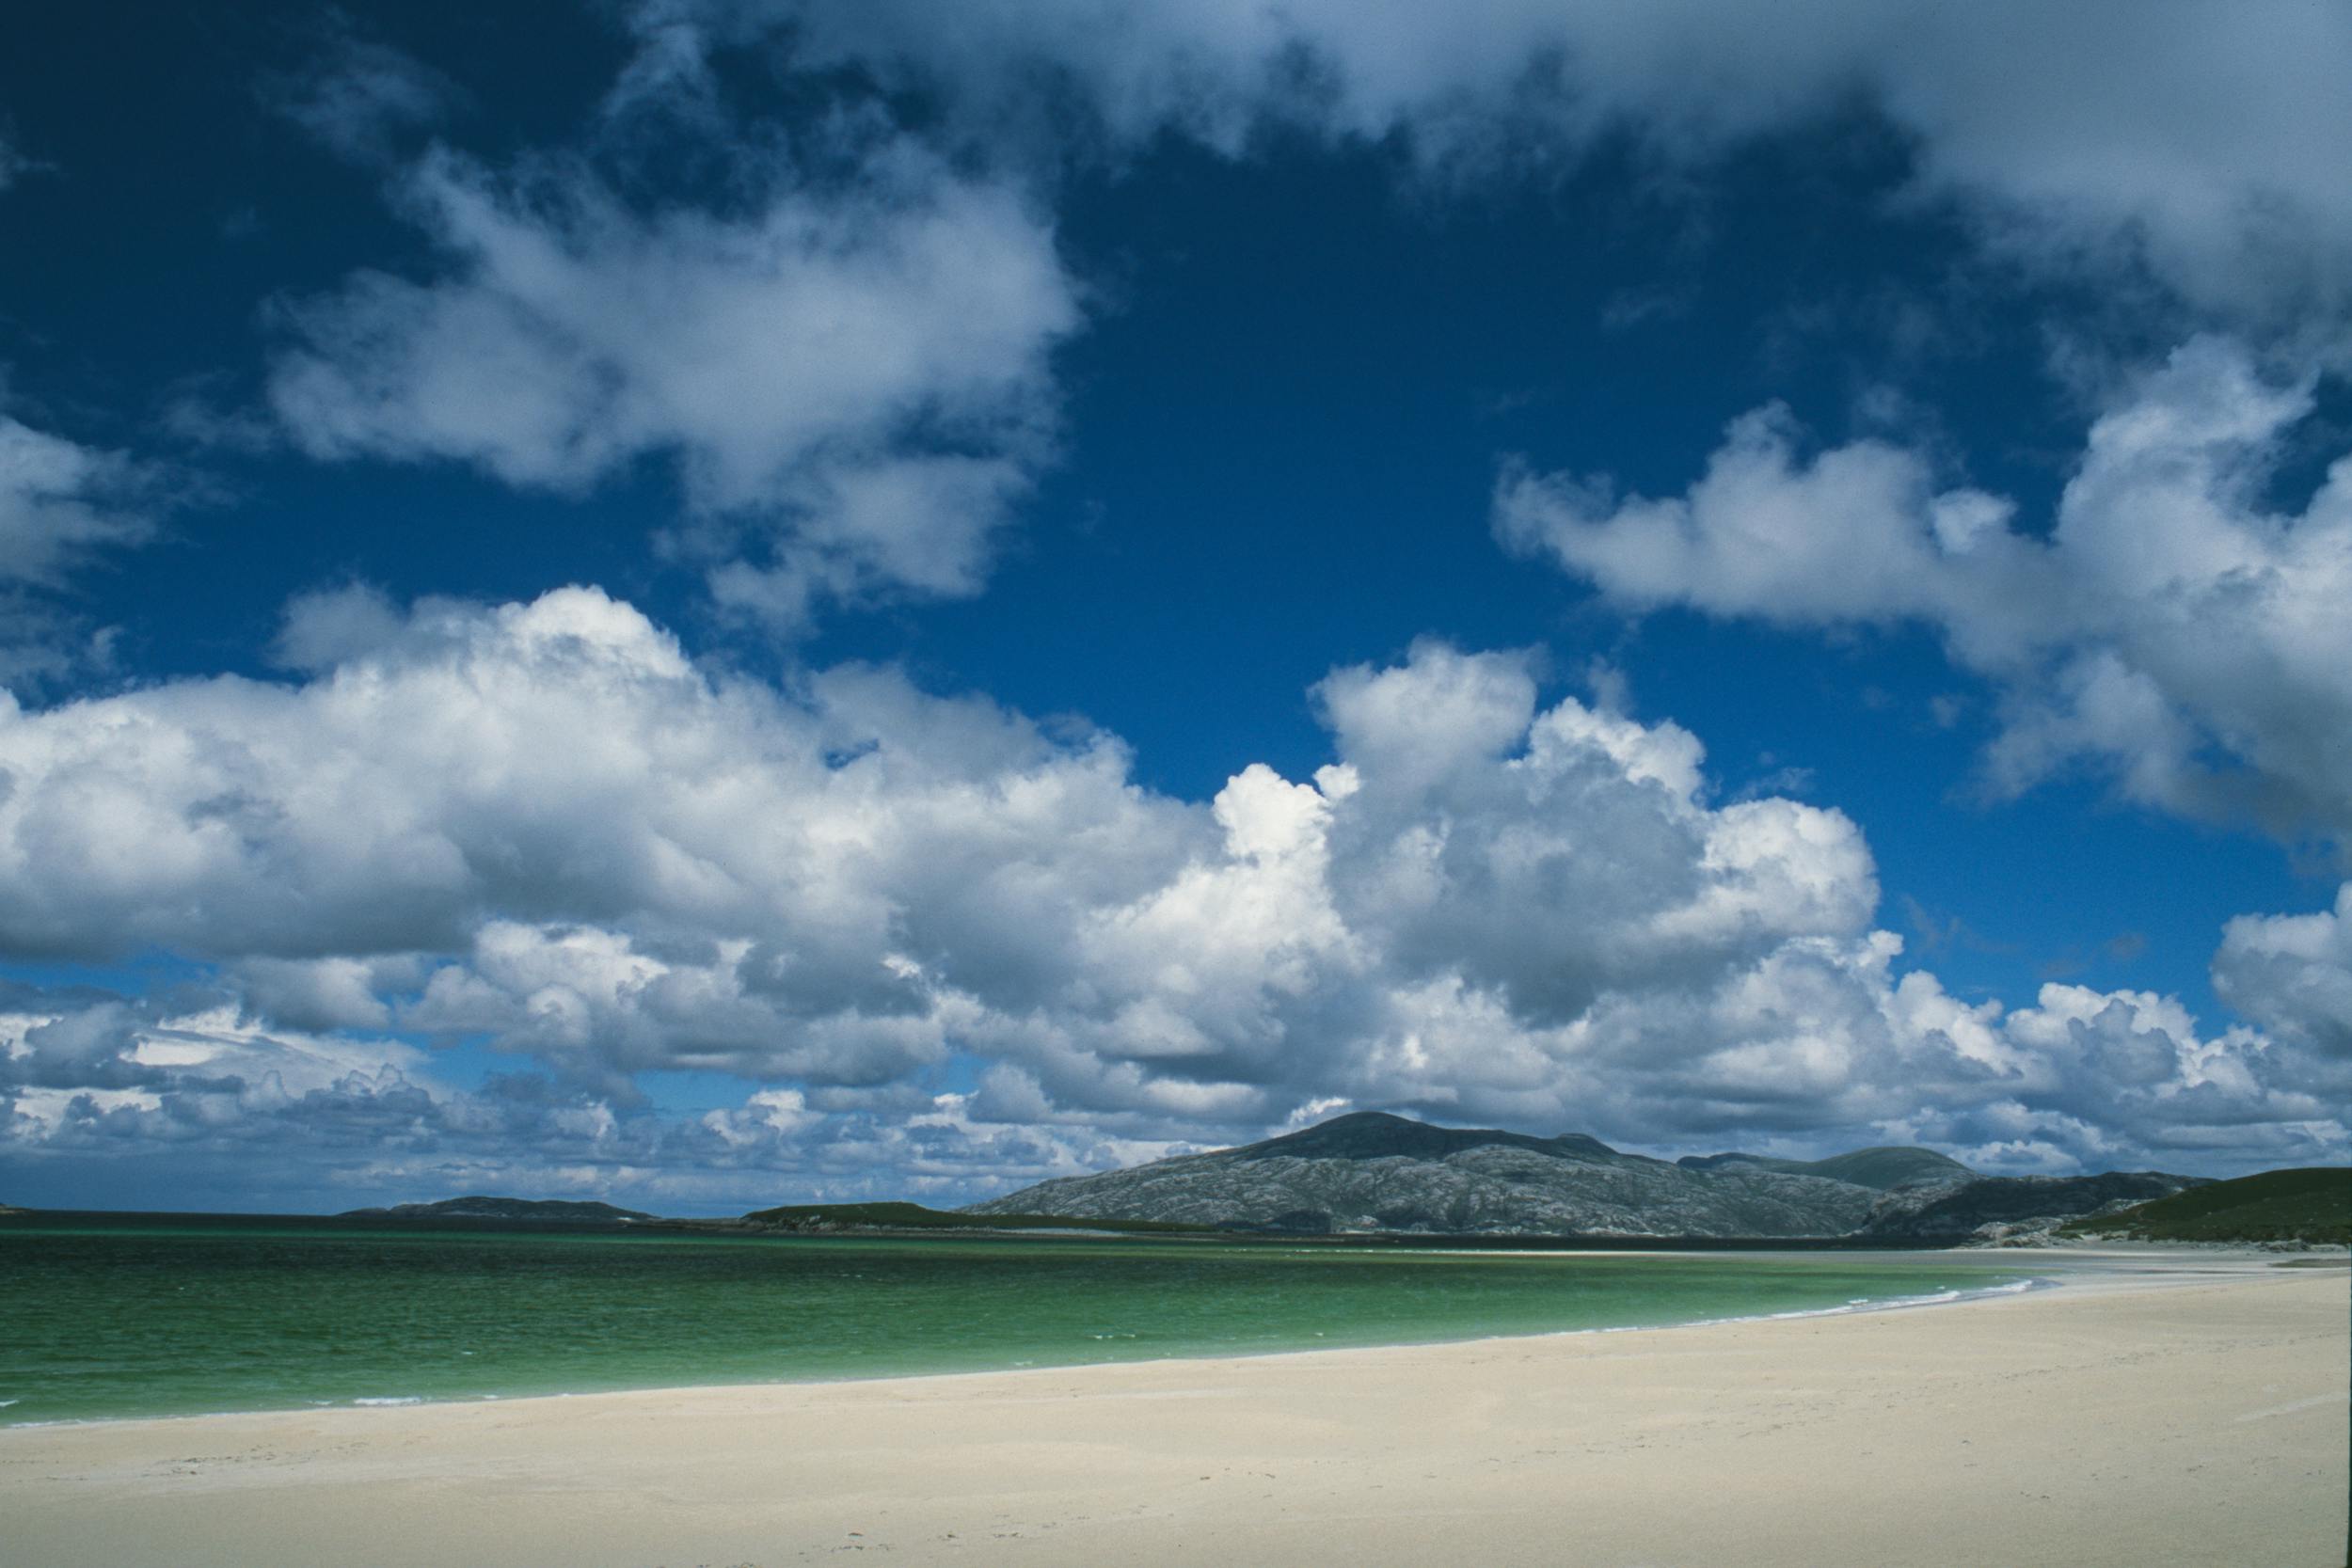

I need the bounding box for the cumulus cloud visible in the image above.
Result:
[2214,884,2352,1062]
[0,587,2338,1199]
[0,586,1190,980]
[704,0,2352,341]
[1501,338,2352,847]
[268,135,1080,627]
[1494,406,2042,662]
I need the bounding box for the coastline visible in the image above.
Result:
[0,1236,2060,1430]
[2,1259,2058,1433]
[2,1251,2342,1567]
[0,1246,2275,1435]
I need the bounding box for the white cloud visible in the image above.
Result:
[2214,883,2352,1061]
[0,585,1194,978]
[1501,338,2352,847]
[0,587,2338,1193]
[0,413,157,688]
[1495,409,2038,660]
[0,416,154,587]
[268,135,1080,627]
[603,0,727,125]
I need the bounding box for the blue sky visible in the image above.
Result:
[2,2,2349,1214]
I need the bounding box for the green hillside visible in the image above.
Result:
[1786,1147,1973,1191]
[1677,1146,1971,1191]
[2058,1167,2350,1244]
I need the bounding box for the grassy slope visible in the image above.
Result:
[2058,1167,2350,1244]
[1681,1147,1970,1191]
[1788,1147,1970,1191]
[739,1200,1217,1235]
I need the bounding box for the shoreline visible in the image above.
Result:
[4,1251,2342,1568]
[6,1246,2312,1434]
[0,1248,2078,1433]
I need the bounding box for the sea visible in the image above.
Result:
[0,1212,2040,1426]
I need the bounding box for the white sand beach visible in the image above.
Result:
[2,1252,2343,1568]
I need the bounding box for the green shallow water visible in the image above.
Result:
[0,1216,2035,1425]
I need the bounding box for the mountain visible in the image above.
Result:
[1677,1147,1971,1191]
[339,1196,657,1223]
[970,1112,1911,1238]
[965,1112,2203,1242]
[2058,1167,2350,1245]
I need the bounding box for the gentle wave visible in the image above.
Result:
[1459,1275,2048,1345]
[1734,1275,2047,1324]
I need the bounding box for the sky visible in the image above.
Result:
[2,1,2350,1215]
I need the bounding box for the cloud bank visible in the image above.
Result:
[10,4,2350,1209]
[3,589,2338,1207]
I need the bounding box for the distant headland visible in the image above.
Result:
[337,1196,658,1224]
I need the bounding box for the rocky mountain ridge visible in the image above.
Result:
[967,1112,2201,1242]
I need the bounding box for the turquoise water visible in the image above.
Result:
[0,1215,2033,1425]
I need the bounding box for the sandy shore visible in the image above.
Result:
[2,1251,2343,1568]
